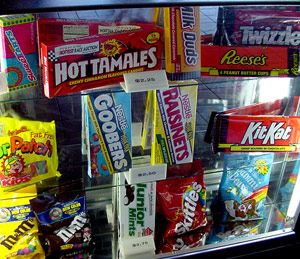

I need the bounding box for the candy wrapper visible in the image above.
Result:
[156,173,207,238]
[214,7,300,47]
[0,117,60,192]
[205,96,300,153]
[85,91,132,177]
[0,186,45,259]
[219,153,274,222]
[151,83,198,165]
[209,220,262,244]
[30,192,94,258]
[157,227,209,254]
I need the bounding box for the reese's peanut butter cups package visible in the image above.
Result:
[30,192,94,258]
[0,118,60,192]
[219,153,274,222]
[0,185,45,259]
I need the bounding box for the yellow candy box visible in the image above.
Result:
[0,117,60,192]
[151,82,198,165]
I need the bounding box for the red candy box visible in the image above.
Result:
[41,25,163,97]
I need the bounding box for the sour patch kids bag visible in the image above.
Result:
[0,117,60,192]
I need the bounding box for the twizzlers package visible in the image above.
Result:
[41,25,163,97]
[214,7,300,47]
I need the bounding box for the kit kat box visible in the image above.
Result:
[206,96,300,152]
[41,25,163,97]
[201,45,300,77]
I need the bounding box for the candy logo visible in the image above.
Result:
[162,88,190,162]
[174,181,202,235]
[180,7,199,66]
[220,49,267,66]
[241,121,292,145]
[1,175,31,187]
[128,183,146,237]
[240,25,300,46]
[101,39,122,57]
[0,218,35,250]
[146,32,160,44]
[54,212,88,243]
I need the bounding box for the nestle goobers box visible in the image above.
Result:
[205,96,300,152]
[41,25,163,97]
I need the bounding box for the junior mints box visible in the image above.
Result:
[85,91,132,177]
[118,173,156,239]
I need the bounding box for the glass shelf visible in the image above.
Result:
[1,4,300,259]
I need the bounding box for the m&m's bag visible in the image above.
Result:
[0,185,45,258]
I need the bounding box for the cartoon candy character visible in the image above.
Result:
[225,198,258,220]
[3,155,25,177]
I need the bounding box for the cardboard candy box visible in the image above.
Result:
[205,96,300,152]
[41,24,163,97]
[201,45,300,77]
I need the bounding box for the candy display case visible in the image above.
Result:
[0,1,300,259]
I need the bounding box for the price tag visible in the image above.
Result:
[119,235,155,259]
[124,164,167,184]
[121,70,169,93]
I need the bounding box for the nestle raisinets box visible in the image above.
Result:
[205,96,300,153]
[85,91,132,177]
[41,25,163,97]
[0,14,38,92]
[151,83,198,165]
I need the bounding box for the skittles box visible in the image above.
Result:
[151,83,198,165]
[41,25,163,97]
[85,91,132,177]
[0,14,38,92]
